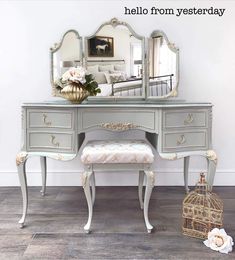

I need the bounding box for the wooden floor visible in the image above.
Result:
[0,186,234,259]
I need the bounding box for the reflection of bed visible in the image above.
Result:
[112,78,142,96]
[149,74,173,96]
[96,79,142,97]
[59,59,174,97]
[96,83,112,96]
[86,60,143,97]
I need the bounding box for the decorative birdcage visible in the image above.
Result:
[182,173,223,239]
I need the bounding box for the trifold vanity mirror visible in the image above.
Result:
[50,18,179,101]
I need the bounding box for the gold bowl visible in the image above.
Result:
[60,83,89,103]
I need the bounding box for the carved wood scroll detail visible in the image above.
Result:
[100,123,138,131]
[206,150,218,164]
[16,152,28,166]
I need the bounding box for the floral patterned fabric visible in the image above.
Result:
[81,140,154,164]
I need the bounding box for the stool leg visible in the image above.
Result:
[82,171,93,233]
[90,171,96,206]
[143,171,155,233]
[138,170,145,210]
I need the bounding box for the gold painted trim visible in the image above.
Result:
[16,152,28,166]
[100,122,138,131]
[171,88,178,97]
[206,150,218,164]
[50,135,60,147]
[149,171,155,187]
[159,153,178,160]
[55,154,64,160]
[82,172,88,189]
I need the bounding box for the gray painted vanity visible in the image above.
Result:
[16,18,217,227]
[16,101,217,227]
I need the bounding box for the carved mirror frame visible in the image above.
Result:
[50,30,83,97]
[146,30,179,100]
[84,18,146,101]
[49,19,180,102]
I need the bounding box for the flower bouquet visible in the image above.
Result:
[55,66,101,103]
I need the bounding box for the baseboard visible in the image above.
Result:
[0,169,235,186]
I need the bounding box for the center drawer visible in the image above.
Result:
[81,110,156,130]
[27,132,75,152]
[163,109,207,129]
[27,109,75,129]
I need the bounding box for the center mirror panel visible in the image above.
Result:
[84,18,145,99]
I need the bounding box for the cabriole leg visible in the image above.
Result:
[40,156,47,196]
[82,170,94,233]
[143,171,155,233]
[183,156,190,193]
[138,170,145,210]
[16,152,28,228]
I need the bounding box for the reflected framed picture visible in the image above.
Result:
[88,36,114,57]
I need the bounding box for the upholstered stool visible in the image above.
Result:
[81,140,155,233]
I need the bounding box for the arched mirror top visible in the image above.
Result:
[147,30,179,99]
[84,18,145,100]
[150,30,179,53]
[86,17,144,41]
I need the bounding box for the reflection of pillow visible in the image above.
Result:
[114,64,125,71]
[87,65,99,74]
[93,71,108,84]
[105,73,125,84]
[109,70,127,80]
[99,64,114,72]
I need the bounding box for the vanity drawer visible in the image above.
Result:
[27,132,75,152]
[163,110,207,129]
[81,110,155,130]
[27,109,75,129]
[162,131,207,152]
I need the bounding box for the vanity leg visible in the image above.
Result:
[16,152,28,228]
[40,156,47,196]
[90,171,96,206]
[138,170,145,210]
[206,150,217,191]
[143,171,155,233]
[82,171,93,233]
[183,156,190,193]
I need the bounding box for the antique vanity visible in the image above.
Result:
[16,18,217,228]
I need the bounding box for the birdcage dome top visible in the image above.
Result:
[183,191,223,210]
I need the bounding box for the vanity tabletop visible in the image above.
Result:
[22,100,212,108]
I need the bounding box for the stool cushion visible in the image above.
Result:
[81,140,154,164]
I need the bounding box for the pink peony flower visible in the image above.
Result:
[61,66,86,84]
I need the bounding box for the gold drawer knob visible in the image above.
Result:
[43,114,52,126]
[50,135,59,147]
[184,113,194,124]
[177,134,186,145]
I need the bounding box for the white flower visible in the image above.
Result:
[203,228,234,254]
[61,66,86,84]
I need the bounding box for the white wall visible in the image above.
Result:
[0,0,235,186]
